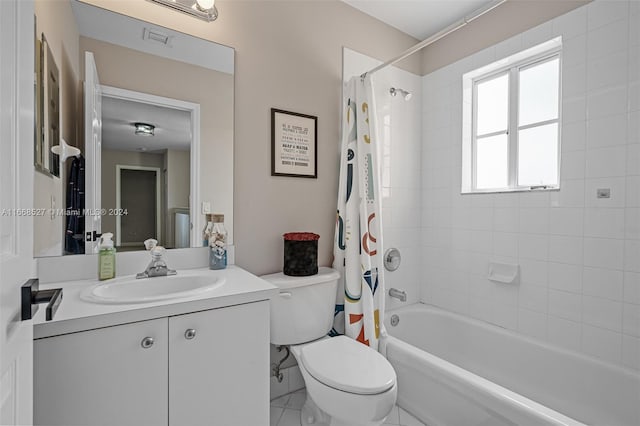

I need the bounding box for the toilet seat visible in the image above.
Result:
[299,336,396,395]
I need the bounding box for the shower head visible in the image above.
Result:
[390,87,412,101]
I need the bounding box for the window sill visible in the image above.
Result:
[461,186,560,195]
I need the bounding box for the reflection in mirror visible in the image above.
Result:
[101,88,194,252]
[35,34,61,177]
[33,0,234,257]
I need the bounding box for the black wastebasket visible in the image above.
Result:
[283,232,319,276]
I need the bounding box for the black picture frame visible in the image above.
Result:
[271,108,318,178]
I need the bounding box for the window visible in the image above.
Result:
[462,39,561,193]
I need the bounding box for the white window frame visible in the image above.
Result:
[462,38,562,194]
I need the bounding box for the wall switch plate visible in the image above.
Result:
[201,201,211,214]
[597,188,610,199]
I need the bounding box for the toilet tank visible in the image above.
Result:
[262,267,340,346]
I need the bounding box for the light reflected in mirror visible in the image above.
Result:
[33,0,234,257]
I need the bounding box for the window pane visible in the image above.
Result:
[476,134,508,189]
[476,74,509,135]
[519,58,559,126]
[518,123,559,186]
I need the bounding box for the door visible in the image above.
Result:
[34,318,168,426]
[116,166,161,248]
[84,51,102,253]
[0,0,35,424]
[169,302,270,426]
[120,169,158,247]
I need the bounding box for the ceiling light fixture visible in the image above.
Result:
[147,0,218,22]
[134,122,155,136]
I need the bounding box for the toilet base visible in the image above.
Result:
[289,339,397,426]
[299,391,388,426]
[300,395,329,426]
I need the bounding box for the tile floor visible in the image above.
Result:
[270,389,427,426]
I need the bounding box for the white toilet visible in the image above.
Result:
[263,267,397,426]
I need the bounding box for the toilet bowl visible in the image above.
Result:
[292,336,397,426]
[262,268,397,426]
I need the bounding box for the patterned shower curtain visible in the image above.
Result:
[332,75,385,351]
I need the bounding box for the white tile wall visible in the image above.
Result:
[420,0,639,370]
[344,48,423,312]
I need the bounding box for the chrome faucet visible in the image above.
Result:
[136,239,177,279]
[389,288,407,302]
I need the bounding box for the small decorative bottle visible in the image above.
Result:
[202,214,213,247]
[209,214,227,270]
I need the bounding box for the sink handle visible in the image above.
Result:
[141,337,155,349]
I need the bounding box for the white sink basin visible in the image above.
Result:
[80,272,224,304]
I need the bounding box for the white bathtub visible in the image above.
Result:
[380,304,640,426]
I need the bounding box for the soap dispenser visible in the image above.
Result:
[98,232,116,280]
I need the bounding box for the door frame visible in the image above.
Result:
[100,85,201,248]
[115,165,162,247]
[84,51,102,254]
[0,0,35,423]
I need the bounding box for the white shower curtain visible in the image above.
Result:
[332,75,386,350]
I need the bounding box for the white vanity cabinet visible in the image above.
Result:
[34,301,270,426]
[34,317,168,426]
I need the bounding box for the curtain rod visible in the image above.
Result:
[361,0,508,78]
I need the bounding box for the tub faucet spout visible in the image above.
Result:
[389,288,407,302]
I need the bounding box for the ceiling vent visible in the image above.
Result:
[143,28,173,47]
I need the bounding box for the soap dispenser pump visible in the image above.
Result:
[98,233,116,280]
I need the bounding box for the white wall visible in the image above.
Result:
[420,0,639,370]
[343,48,422,311]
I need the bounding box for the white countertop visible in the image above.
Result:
[34,266,278,339]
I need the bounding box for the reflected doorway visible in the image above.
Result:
[116,166,160,250]
[100,85,196,251]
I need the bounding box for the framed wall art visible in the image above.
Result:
[271,108,317,178]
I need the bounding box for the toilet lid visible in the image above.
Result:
[300,336,396,395]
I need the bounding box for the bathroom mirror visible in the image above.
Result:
[33,0,234,257]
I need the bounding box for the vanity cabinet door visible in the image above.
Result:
[168,301,270,426]
[34,318,168,426]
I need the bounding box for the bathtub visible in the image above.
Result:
[380,304,640,426]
